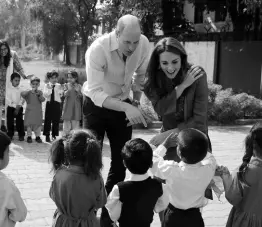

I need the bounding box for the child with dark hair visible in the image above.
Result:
[152,128,217,227]
[62,69,82,136]
[21,76,45,143]
[0,131,27,226]
[217,122,262,227]
[43,70,63,142]
[106,138,169,227]
[6,72,25,141]
[49,129,106,227]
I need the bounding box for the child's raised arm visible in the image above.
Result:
[20,90,30,102]
[36,90,45,102]
[43,83,52,98]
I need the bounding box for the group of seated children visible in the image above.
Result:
[5,70,82,143]
[1,123,262,226]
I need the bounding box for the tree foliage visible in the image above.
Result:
[31,0,99,64]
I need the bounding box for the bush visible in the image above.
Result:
[140,80,262,125]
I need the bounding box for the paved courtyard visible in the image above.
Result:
[3,125,252,227]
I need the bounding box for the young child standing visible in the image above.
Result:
[49,129,106,227]
[6,73,25,141]
[217,122,262,227]
[21,76,45,143]
[43,71,62,142]
[106,138,169,227]
[152,128,217,227]
[0,131,27,227]
[62,70,82,137]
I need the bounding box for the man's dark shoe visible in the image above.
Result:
[1,125,7,132]
[27,136,32,143]
[46,136,51,143]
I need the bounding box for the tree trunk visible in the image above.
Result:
[20,25,26,56]
[63,25,71,65]
[162,0,175,35]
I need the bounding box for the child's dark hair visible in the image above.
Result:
[122,138,153,174]
[238,122,262,186]
[11,72,21,81]
[30,76,40,84]
[47,70,59,79]
[49,129,103,179]
[67,69,79,83]
[177,128,208,164]
[0,131,11,159]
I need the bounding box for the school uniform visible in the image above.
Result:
[49,165,107,227]
[225,157,262,227]
[152,145,217,227]
[5,85,25,138]
[106,173,169,227]
[43,83,62,138]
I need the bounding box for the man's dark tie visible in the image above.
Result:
[123,54,127,62]
[51,85,55,102]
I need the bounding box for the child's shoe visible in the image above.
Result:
[19,136,24,141]
[36,136,42,143]
[27,136,32,143]
[46,136,51,143]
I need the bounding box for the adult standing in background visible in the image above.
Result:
[82,14,150,227]
[0,40,31,131]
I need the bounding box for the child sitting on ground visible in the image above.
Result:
[49,129,107,227]
[217,122,262,227]
[0,131,27,227]
[106,138,169,227]
[152,128,217,227]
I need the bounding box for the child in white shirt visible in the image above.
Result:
[0,131,27,227]
[152,128,217,227]
[6,73,25,141]
[106,138,169,227]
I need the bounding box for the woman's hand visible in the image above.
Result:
[181,65,204,89]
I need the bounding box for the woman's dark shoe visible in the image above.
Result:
[27,136,32,143]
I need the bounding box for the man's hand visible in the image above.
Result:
[124,104,147,127]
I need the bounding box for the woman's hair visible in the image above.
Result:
[238,122,262,186]
[49,129,103,179]
[143,37,191,99]
[47,70,59,79]
[0,40,11,68]
[0,131,11,159]
[67,69,79,83]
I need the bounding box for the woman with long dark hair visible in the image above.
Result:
[144,37,210,158]
[0,40,31,130]
[143,38,213,215]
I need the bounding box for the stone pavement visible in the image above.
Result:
[2,125,252,227]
